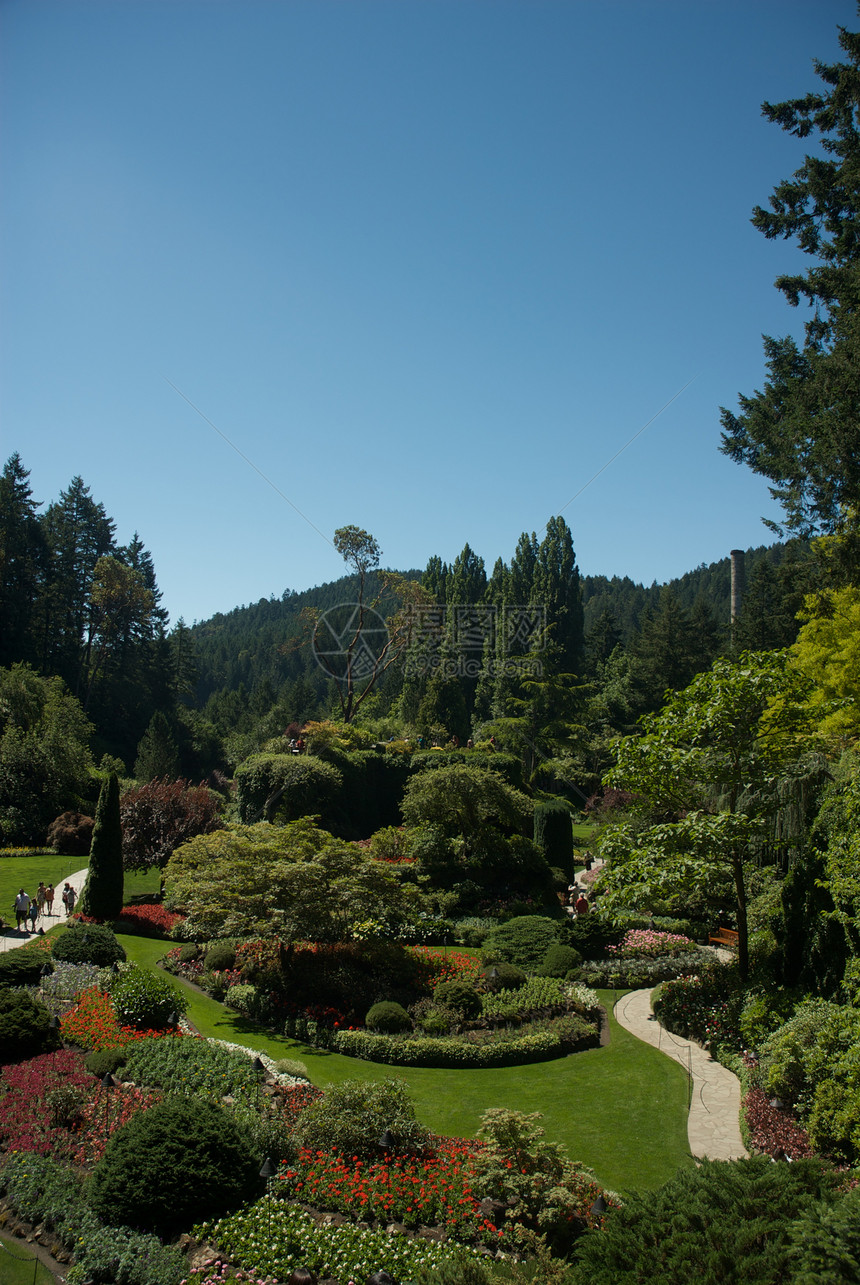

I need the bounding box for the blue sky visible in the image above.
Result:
[1,0,851,626]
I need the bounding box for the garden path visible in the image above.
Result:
[613,987,748,1162]
[0,867,88,953]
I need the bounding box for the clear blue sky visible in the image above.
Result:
[1,0,851,626]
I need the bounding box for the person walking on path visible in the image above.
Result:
[28,896,39,933]
[45,884,55,916]
[36,883,47,915]
[65,883,77,916]
[13,889,29,932]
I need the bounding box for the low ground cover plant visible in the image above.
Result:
[121,1034,268,1106]
[60,986,181,1052]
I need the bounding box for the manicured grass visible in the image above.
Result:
[0,1234,55,1285]
[0,853,84,920]
[571,822,596,843]
[118,935,694,1194]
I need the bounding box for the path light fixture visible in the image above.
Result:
[167,1011,178,1028]
[590,1194,607,1221]
[379,1129,395,1152]
[259,1157,276,1240]
[769,1098,784,1111]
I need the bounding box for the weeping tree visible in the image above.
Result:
[78,772,124,921]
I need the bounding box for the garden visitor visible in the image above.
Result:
[13,889,29,931]
[28,895,39,932]
[286,1271,317,1285]
[36,882,47,914]
[45,884,55,915]
[575,892,590,917]
[66,883,77,915]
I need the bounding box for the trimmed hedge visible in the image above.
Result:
[534,801,574,878]
[410,749,524,790]
[234,754,343,825]
[573,951,708,989]
[327,1023,598,1067]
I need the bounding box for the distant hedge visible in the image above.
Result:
[409,749,524,790]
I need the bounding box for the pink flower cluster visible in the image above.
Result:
[607,929,694,958]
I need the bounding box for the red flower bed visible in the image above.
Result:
[60,987,183,1052]
[115,903,186,935]
[278,1137,502,1244]
[408,945,482,989]
[742,1085,813,1160]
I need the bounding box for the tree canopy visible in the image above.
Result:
[164,817,422,942]
[720,18,860,547]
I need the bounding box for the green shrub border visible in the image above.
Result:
[320,1022,600,1067]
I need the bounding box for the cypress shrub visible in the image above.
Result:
[78,773,124,921]
[533,801,574,878]
[88,1097,259,1237]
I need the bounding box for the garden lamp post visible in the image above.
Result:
[259,1157,276,1244]
[590,1194,607,1223]
[379,1128,395,1153]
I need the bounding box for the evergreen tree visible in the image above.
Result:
[0,454,45,669]
[134,711,180,781]
[720,16,860,555]
[78,772,124,920]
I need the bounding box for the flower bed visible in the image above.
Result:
[196,1196,488,1284]
[607,929,696,958]
[59,986,183,1052]
[279,1137,501,1244]
[575,951,709,989]
[742,1085,813,1161]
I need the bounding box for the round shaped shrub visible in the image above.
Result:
[0,988,60,1063]
[204,941,237,972]
[366,1000,413,1033]
[52,923,126,968]
[178,943,201,964]
[537,944,583,978]
[483,961,527,990]
[88,1097,260,1236]
[84,1047,129,1078]
[433,981,482,1019]
[110,964,187,1029]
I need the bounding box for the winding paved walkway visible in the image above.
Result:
[0,867,89,953]
[613,987,748,1161]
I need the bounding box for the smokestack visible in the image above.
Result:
[730,549,745,628]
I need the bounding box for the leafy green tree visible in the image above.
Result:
[78,772,123,920]
[0,663,94,844]
[720,18,860,549]
[165,816,422,942]
[400,763,533,855]
[790,584,860,742]
[600,651,817,978]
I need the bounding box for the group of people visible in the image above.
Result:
[11,881,77,932]
[565,885,590,917]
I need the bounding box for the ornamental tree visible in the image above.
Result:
[164,816,423,943]
[599,651,819,978]
[120,777,222,884]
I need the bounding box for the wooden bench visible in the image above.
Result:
[709,927,739,949]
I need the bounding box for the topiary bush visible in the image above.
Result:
[87,1097,260,1237]
[537,943,583,978]
[0,988,60,1063]
[432,980,482,1019]
[52,922,126,967]
[204,940,237,972]
[109,964,187,1029]
[46,811,94,856]
[482,916,561,971]
[533,800,574,878]
[366,1001,413,1033]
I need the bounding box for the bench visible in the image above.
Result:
[709,927,739,949]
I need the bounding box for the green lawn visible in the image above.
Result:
[0,1235,55,1285]
[118,935,693,1195]
[0,857,159,931]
